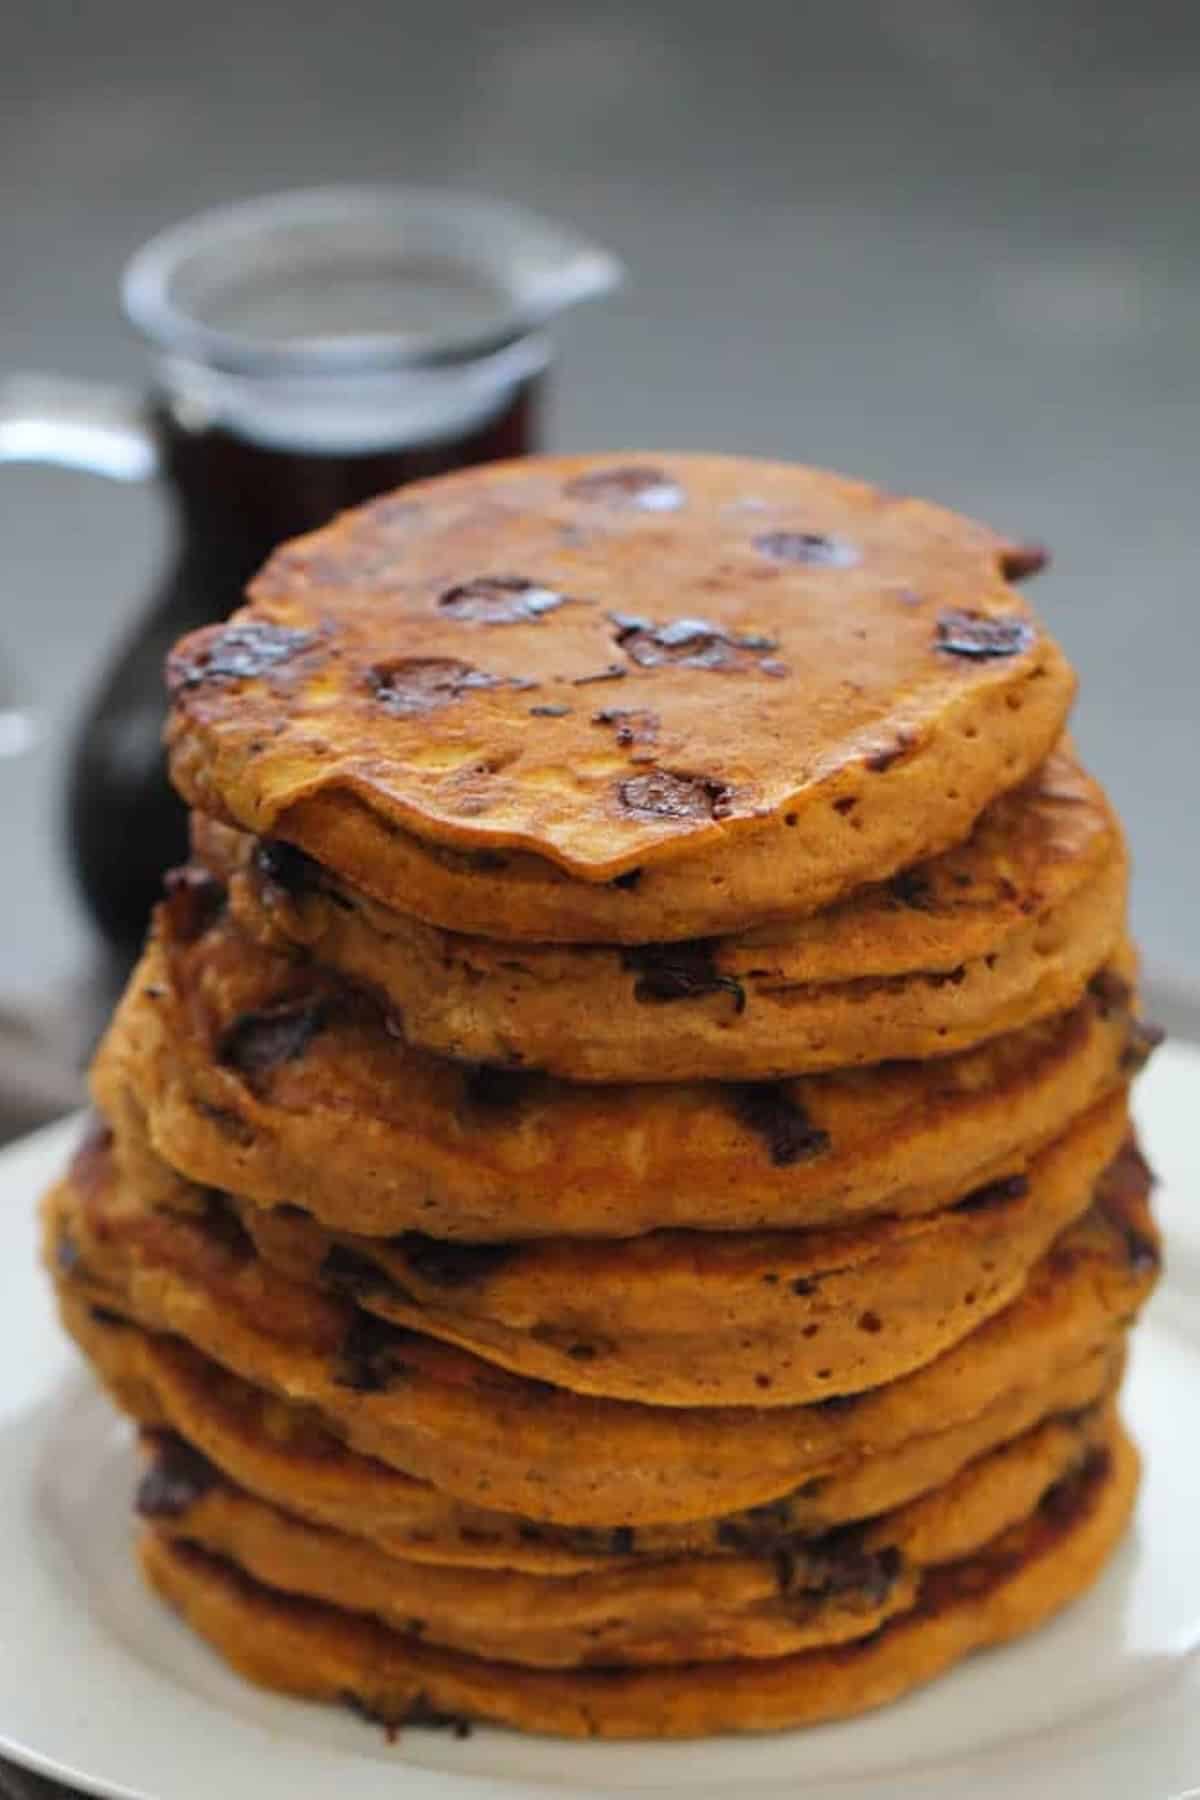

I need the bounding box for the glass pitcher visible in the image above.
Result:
[0,187,621,957]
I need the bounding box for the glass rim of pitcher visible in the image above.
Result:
[122,185,623,380]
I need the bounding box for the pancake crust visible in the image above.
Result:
[165,455,1074,942]
[115,1091,1130,1406]
[141,1404,1109,1669]
[45,1135,1158,1525]
[93,892,1144,1240]
[58,1292,1127,1571]
[208,748,1128,1081]
[139,1422,1136,1738]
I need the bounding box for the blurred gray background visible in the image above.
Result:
[1,0,1198,1119]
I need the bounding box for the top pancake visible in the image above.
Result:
[166,455,1074,942]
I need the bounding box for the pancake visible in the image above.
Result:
[164,454,1075,943]
[111,1090,1130,1405]
[45,1134,1158,1525]
[93,889,1145,1240]
[140,1422,1136,1738]
[207,747,1128,1081]
[58,1291,1127,1571]
[140,1403,1110,1670]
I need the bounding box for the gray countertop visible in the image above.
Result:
[1,0,1197,1038]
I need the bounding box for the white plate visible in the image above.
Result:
[2,1042,1199,1800]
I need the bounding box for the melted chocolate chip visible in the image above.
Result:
[529,703,571,717]
[1121,1018,1166,1073]
[1089,968,1133,1014]
[790,1275,818,1297]
[438,575,570,624]
[592,706,661,747]
[953,1173,1031,1215]
[1001,542,1050,581]
[333,1314,414,1393]
[617,771,736,821]
[623,940,746,1012]
[462,1064,535,1110]
[395,1233,518,1289]
[611,866,643,890]
[320,1245,398,1303]
[564,465,684,512]
[609,1525,636,1555]
[136,1433,220,1519]
[887,869,936,911]
[866,732,914,773]
[168,622,315,692]
[368,657,500,716]
[732,1084,832,1166]
[217,1002,326,1078]
[161,865,226,943]
[254,838,321,900]
[753,530,859,569]
[89,1306,125,1327]
[610,614,778,673]
[935,610,1034,660]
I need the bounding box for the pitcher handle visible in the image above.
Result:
[0,374,159,481]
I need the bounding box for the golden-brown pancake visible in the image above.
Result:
[139,1403,1110,1669]
[44,1134,1158,1526]
[110,1087,1129,1406]
[139,1420,1136,1737]
[93,888,1146,1240]
[58,1291,1128,1572]
[165,455,1074,942]
[206,747,1128,1081]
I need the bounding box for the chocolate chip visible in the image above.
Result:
[790,1276,818,1297]
[367,657,500,716]
[88,1306,125,1327]
[753,530,859,569]
[592,707,660,747]
[571,663,627,686]
[333,1314,414,1393]
[394,1233,518,1289]
[135,1432,220,1519]
[1121,1018,1166,1072]
[168,622,315,692]
[438,575,570,624]
[161,865,226,943]
[887,869,936,911]
[320,1245,398,1303]
[609,1525,636,1555]
[217,1002,326,1078]
[462,1064,535,1110]
[401,1694,473,1738]
[254,838,321,900]
[866,733,914,773]
[617,771,736,821]
[1001,543,1050,581]
[611,867,643,890]
[953,1173,1030,1215]
[935,610,1034,660]
[732,1084,832,1166]
[529,703,571,717]
[1089,968,1133,1014]
[623,940,747,1012]
[611,614,778,672]
[564,465,684,511]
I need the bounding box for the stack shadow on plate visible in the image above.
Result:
[42,454,1162,1739]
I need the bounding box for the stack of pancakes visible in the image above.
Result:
[43,454,1162,1739]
